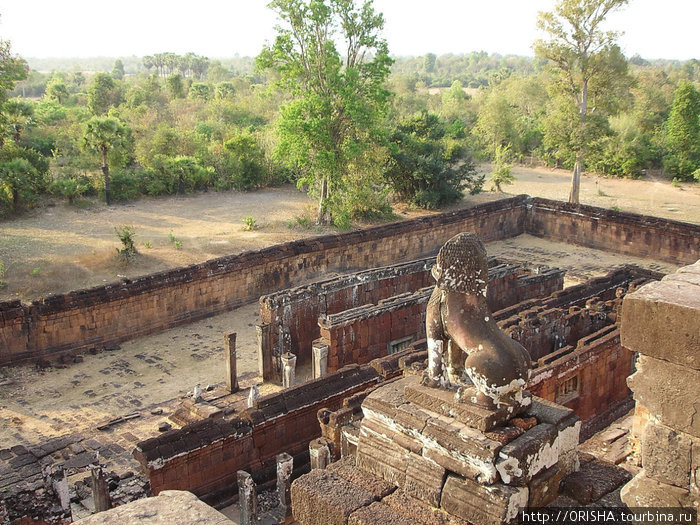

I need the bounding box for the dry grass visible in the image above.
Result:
[1,167,699,303]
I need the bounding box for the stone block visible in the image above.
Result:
[642,421,693,489]
[627,355,700,438]
[356,430,407,486]
[362,413,423,455]
[348,502,415,525]
[362,379,405,419]
[621,275,700,370]
[496,424,558,486]
[439,474,527,525]
[528,465,565,507]
[557,449,580,478]
[620,471,695,508]
[291,470,375,525]
[523,396,574,426]
[382,491,469,525]
[326,456,395,500]
[562,459,632,504]
[73,490,233,525]
[485,426,524,445]
[404,453,446,507]
[404,376,527,431]
[423,417,503,469]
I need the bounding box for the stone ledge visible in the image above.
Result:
[621,260,700,370]
[72,490,232,524]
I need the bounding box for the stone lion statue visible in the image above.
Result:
[423,233,532,407]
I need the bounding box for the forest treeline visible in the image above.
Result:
[1,0,699,226]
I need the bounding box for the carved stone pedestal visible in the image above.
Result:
[291,376,581,525]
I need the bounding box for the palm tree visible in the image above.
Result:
[4,98,34,143]
[0,157,38,209]
[83,116,127,205]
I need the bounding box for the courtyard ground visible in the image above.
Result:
[1,164,699,303]
[0,165,698,448]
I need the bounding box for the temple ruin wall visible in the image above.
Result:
[2,195,698,366]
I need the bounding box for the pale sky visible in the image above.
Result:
[0,0,697,61]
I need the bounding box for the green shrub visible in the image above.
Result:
[115,225,137,257]
[51,176,89,204]
[241,216,257,231]
[108,169,142,202]
[490,144,515,192]
[223,131,268,191]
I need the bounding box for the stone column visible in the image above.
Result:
[619,260,700,508]
[312,341,329,379]
[50,466,71,514]
[237,470,257,525]
[256,323,272,381]
[281,352,297,389]
[309,438,331,470]
[91,466,111,512]
[247,384,260,408]
[225,332,239,393]
[276,452,293,514]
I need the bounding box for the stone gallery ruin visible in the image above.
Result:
[0,195,698,524]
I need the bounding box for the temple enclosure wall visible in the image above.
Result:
[2,195,699,367]
[134,364,383,499]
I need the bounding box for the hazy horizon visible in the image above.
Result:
[1,0,698,63]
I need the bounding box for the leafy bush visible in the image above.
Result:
[385,112,478,209]
[115,225,137,257]
[51,176,89,204]
[108,169,143,202]
[490,144,515,191]
[241,216,257,230]
[223,131,268,191]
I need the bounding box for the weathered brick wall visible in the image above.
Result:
[526,198,700,265]
[2,195,698,366]
[528,327,633,426]
[501,297,618,362]
[259,257,436,374]
[319,290,429,373]
[134,364,382,498]
[619,260,700,507]
[316,266,565,373]
[0,197,527,366]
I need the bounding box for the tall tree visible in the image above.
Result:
[534,0,630,203]
[45,76,70,104]
[111,59,125,80]
[0,39,28,105]
[83,116,128,205]
[87,73,122,115]
[664,81,700,180]
[257,0,393,225]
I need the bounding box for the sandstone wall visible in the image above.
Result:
[2,196,698,367]
[620,260,700,507]
[526,198,700,265]
[0,197,527,366]
[528,327,634,429]
[134,364,382,498]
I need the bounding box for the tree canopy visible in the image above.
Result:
[257,0,393,225]
[534,0,631,203]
